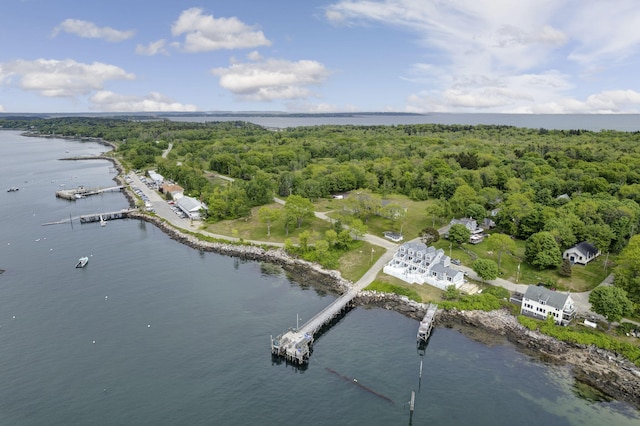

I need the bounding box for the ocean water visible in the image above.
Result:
[170,112,640,132]
[0,129,638,425]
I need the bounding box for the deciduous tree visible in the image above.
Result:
[257,206,281,237]
[472,258,499,281]
[524,231,562,269]
[589,286,634,329]
[448,224,471,246]
[485,233,516,269]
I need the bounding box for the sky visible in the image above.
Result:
[2,0,640,114]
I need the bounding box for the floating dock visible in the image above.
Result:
[417,303,438,342]
[55,185,125,200]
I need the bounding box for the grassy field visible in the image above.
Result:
[338,241,383,282]
[322,194,435,241]
[204,202,333,244]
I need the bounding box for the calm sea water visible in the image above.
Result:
[171,113,640,132]
[1,128,639,425]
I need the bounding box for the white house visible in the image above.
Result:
[520,286,576,326]
[563,241,601,265]
[383,242,464,290]
[176,196,207,220]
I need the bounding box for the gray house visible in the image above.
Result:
[563,241,600,265]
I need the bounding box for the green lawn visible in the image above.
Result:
[204,203,333,244]
[338,241,383,282]
[368,271,444,303]
[322,194,434,241]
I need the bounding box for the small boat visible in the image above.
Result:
[75,257,89,268]
[7,187,19,192]
[100,215,107,227]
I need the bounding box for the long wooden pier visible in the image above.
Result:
[417,303,438,342]
[271,248,397,365]
[55,185,125,200]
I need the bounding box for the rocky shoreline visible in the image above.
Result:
[43,135,640,410]
[355,290,640,408]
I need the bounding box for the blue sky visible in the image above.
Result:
[2,0,640,113]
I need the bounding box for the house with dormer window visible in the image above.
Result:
[520,286,576,326]
[383,242,464,290]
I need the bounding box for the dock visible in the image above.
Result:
[79,209,135,224]
[270,290,357,364]
[55,185,125,200]
[42,209,136,226]
[271,248,397,365]
[417,303,438,342]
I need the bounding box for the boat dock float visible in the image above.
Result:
[417,303,438,342]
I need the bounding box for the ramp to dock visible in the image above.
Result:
[271,248,396,364]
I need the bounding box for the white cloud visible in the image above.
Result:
[566,0,640,65]
[0,104,5,112]
[0,59,135,97]
[52,19,135,42]
[327,0,640,113]
[136,40,169,56]
[530,90,640,114]
[211,54,331,101]
[171,8,271,52]
[90,91,197,112]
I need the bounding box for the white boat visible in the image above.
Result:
[7,187,19,192]
[100,215,107,227]
[75,257,89,268]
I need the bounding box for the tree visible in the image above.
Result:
[449,184,479,216]
[325,229,338,248]
[524,231,562,269]
[284,194,314,228]
[589,286,634,329]
[613,234,640,304]
[559,258,572,277]
[485,233,516,269]
[425,199,447,227]
[500,192,534,235]
[420,227,440,245]
[448,224,471,246]
[442,285,460,300]
[257,206,281,237]
[350,218,367,240]
[465,203,486,222]
[472,258,499,281]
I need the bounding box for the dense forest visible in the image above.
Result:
[3,116,640,305]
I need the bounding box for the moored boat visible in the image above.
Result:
[75,256,89,268]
